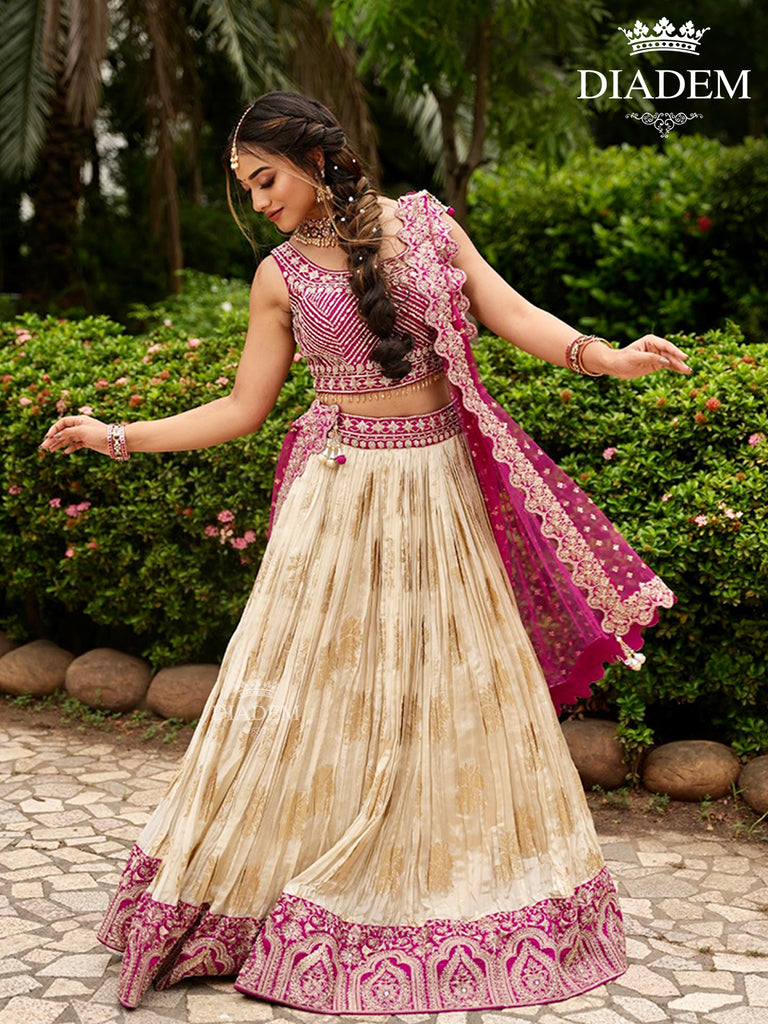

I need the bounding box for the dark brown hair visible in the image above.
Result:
[225,92,413,380]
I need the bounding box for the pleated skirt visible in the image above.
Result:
[97,400,627,1013]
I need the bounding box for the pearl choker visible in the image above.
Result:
[292,217,337,247]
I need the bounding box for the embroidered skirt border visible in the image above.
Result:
[98,844,626,1013]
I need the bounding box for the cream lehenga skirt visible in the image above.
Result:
[98,399,627,1013]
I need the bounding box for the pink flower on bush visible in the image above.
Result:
[86,540,99,550]
[7,484,22,495]
[697,215,713,233]
[203,525,218,537]
[141,355,152,364]
[129,394,143,408]
[694,514,708,527]
[147,343,163,354]
[215,376,230,386]
[78,405,94,415]
[293,352,303,363]
[705,397,721,411]
[94,379,110,390]
[114,376,129,386]
[188,337,202,348]
[748,432,765,446]
[602,447,618,460]
[243,529,257,545]
[217,509,235,524]
[49,498,62,508]
[231,536,248,550]
[65,501,91,518]
[19,396,32,406]
[64,548,75,558]
[661,493,672,502]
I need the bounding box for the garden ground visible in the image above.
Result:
[2,704,768,1024]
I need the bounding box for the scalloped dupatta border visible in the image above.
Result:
[398,191,675,710]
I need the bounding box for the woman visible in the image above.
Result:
[40,92,687,1014]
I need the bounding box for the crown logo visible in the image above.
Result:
[620,18,709,55]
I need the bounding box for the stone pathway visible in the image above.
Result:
[1,719,767,1024]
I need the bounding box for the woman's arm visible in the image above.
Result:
[40,256,295,457]
[447,212,691,379]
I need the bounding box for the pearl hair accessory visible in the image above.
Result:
[229,106,253,173]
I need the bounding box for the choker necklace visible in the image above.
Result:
[292,217,337,247]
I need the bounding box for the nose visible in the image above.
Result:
[251,191,269,213]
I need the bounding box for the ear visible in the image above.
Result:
[307,145,325,178]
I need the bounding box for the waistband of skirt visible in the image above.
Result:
[327,400,461,449]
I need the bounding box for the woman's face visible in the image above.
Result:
[234,149,319,231]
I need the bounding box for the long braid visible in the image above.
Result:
[226,93,414,380]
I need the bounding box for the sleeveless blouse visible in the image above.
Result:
[270,198,445,395]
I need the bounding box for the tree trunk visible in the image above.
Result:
[24,76,90,309]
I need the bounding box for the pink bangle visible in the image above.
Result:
[106,423,130,461]
[565,334,611,377]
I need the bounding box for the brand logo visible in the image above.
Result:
[619,17,708,56]
[577,15,750,138]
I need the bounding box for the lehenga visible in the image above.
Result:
[97,191,675,1013]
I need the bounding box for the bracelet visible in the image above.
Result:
[106,423,130,461]
[565,334,611,377]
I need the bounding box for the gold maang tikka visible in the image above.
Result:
[229,104,254,173]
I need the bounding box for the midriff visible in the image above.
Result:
[316,371,452,417]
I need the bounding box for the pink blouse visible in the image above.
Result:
[270,204,445,395]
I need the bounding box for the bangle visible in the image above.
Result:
[106,423,130,461]
[565,334,611,377]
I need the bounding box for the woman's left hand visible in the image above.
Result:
[600,334,691,379]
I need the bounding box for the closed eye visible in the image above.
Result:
[259,177,275,190]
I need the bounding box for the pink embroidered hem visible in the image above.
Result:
[98,845,626,1013]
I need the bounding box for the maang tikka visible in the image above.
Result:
[229,104,254,173]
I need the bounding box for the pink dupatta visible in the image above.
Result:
[268,191,675,710]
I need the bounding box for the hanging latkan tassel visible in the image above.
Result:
[617,636,646,671]
[318,425,346,467]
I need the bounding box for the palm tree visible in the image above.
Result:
[0,0,379,304]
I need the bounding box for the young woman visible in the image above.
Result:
[41,92,687,1015]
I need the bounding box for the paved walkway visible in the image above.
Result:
[1,718,767,1024]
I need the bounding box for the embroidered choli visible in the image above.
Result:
[270,207,445,395]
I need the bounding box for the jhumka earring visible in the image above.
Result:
[315,177,334,206]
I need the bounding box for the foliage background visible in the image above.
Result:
[1,276,766,753]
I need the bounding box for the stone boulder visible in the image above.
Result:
[145,664,220,722]
[738,756,768,816]
[0,631,17,658]
[0,639,74,696]
[65,648,151,712]
[561,719,629,790]
[642,740,740,802]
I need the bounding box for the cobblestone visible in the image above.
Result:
[1,720,766,1024]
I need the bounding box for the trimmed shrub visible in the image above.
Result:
[1,272,314,665]
[468,136,768,344]
[473,325,768,757]
[1,278,766,754]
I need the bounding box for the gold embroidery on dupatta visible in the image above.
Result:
[447,613,464,664]
[478,684,503,731]
[311,764,336,816]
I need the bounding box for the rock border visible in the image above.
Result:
[1,634,766,815]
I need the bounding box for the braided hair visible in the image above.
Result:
[225,92,414,381]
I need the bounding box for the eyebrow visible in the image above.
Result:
[247,165,270,180]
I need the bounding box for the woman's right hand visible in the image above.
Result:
[40,415,110,457]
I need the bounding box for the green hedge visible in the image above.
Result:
[1,272,314,665]
[1,281,766,753]
[474,325,768,757]
[468,136,768,344]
